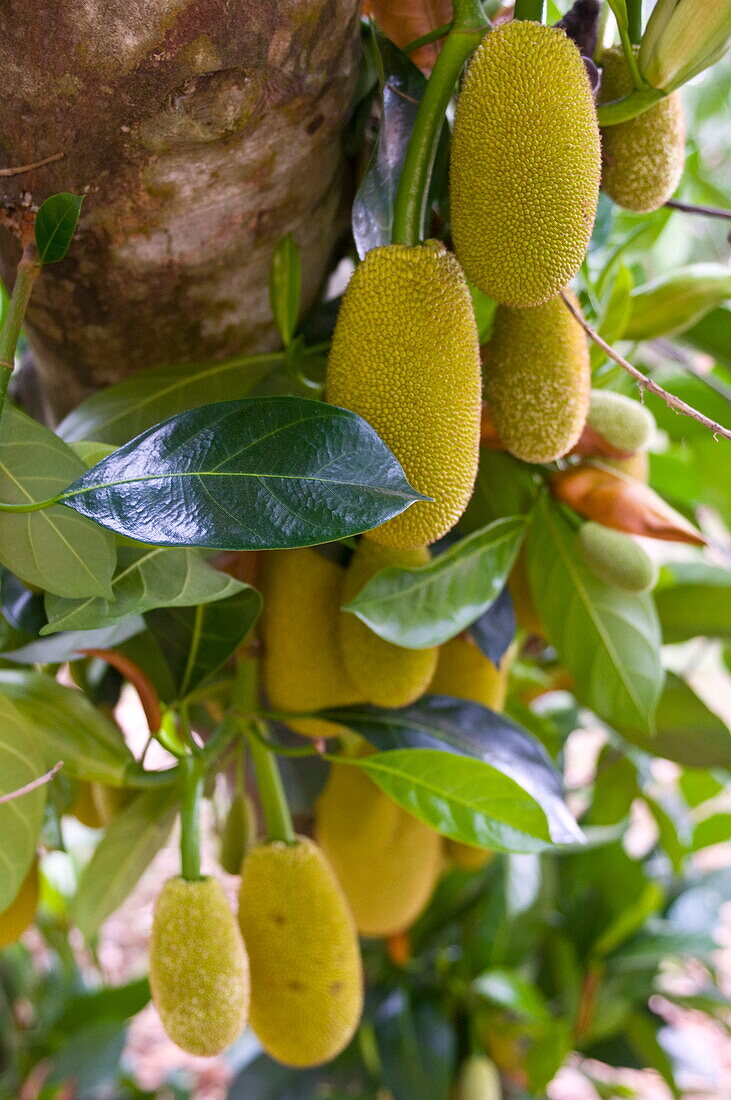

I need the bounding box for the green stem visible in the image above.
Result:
[180,755,204,881]
[626,0,643,44]
[248,721,295,844]
[391,0,487,247]
[597,87,664,125]
[607,0,646,88]
[0,244,40,418]
[0,495,60,513]
[513,0,544,19]
[404,22,453,56]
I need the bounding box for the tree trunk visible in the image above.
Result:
[0,0,361,420]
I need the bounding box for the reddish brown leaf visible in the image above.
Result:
[363,0,454,73]
[78,648,162,733]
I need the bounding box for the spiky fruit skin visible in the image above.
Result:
[579,521,658,593]
[220,792,257,876]
[455,1054,502,1100]
[599,47,685,212]
[484,293,590,464]
[429,636,509,712]
[326,241,481,549]
[0,861,39,949]
[340,541,438,707]
[450,21,600,308]
[149,876,249,1057]
[261,549,363,739]
[445,839,495,872]
[315,761,442,937]
[588,390,655,455]
[238,836,363,1067]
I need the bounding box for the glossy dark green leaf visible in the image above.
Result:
[58,397,424,549]
[470,584,516,667]
[269,234,301,346]
[527,495,663,732]
[655,562,731,642]
[35,192,84,264]
[342,517,525,649]
[620,673,731,768]
[42,546,247,634]
[375,992,455,1100]
[0,695,48,910]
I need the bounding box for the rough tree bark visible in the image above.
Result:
[0,0,361,420]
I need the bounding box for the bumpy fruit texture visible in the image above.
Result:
[261,548,363,738]
[149,876,249,1057]
[587,390,655,455]
[220,791,257,876]
[579,521,658,593]
[445,838,495,872]
[450,21,600,308]
[455,1054,503,1100]
[0,860,39,949]
[340,541,438,707]
[326,241,481,549]
[599,47,685,212]
[315,760,442,937]
[429,636,508,712]
[483,294,590,464]
[238,836,363,1067]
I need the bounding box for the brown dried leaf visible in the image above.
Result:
[363,0,454,73]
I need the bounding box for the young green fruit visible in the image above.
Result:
[587,390,655,455]
[238,836,363,1067]
[603,451,650,483]
[484,293,590,463]
[579,521,658,593]
[149,876,249,1057]
[340,540,438,707]
[0,860,39,949]
[450,21,600,308]
[315,759,442,937]
[326,241,481,549]
[219,791,257,876]
[261,548,364,739]
[599,47,685,213]
[455,1054,502,1100]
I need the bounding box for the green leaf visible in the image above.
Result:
[0,669,133,785]
[343,517,525,649]
[34,193,84,264]
[58,397,425,550]
[592,881,665,957]
[462,450,539,532]
[594,263,633,367]
[620,673,731,768]
[0,405,116,598]
[269,234,302,346]
[55,977,150,1032]
[526,1020,573,1093]
[473,969,551,1022]
[679,769,724,808]
[2,617,145,665]
[655,562,731,642]
[527,494,663,731]
[349,748,553,853]
[693,813,731,852]
[0,695,47,910]
[376,996,455,1100]
[74,786,179,938]
[42,546,247,634]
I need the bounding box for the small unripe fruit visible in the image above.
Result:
[261,548,364,739]
[450,21,600,308]
[219,791,257,875]
[455,1054,502,1100]
[587,391,655,456]
[599,47,685,213]
[326,241,481,549]
[0,860,39,949]
[484,294,590,464]
[429,636,509,712]
[315,760,442,937]
[149,876,249,1057]
[340,540,438,707]
[603,451,650,483]
[238,836,363,1067]
[579,521,658,593]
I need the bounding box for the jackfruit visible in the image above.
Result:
[238,835,363,1067]
[149,876,250,1057]
[340,540,438,707]
[599,47,685,212]
[587,391,655,455]
[445,838,495,872]
[326,241,481,549]
[261,548,364,739]
[483,293,590,464]
[455,1054,502,1100]
[315,758,442,937]
[450,20,601,308]
[579,521,658,593]
[220,791,257,875]
[429,636,509,712]
[0,860,39,949]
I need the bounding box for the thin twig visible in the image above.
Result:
[0,153,64,177]
[665,198,731,222]
[561,292,731,443]
[0,761,63,805]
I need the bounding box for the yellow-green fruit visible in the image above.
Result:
[455,1054,502,1100]
[238,836,363,1067]
[261,549,364,738]
[587,390,655,454]
[149,876,249,1057]
[450,21,600,308]
[484,294,590,463]
[340,541,438,707]
[599,47,685,212]
[445,839,495,872]
[0,861,39,949]
[604,451,650,483]
[315,761,442,937]
[326,241,481,549]
[429,637,509,712]
[220,792,257,875]
[579,521,658,593]
[71,780,105,829]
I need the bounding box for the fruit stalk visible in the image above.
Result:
[513,0,544,20]
[248,723,295,845]
[180,755,204,882]
[0,242,40,418]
